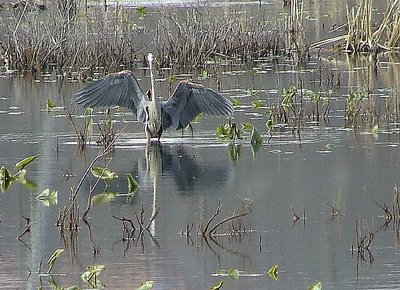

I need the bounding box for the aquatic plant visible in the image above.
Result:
[81,264,105,288]
[215,268,240,279]
[0,154,38,192]
[155,4,284,68]
[66,107,93,149]
[126,173,140,195]
[209,280,224,290]
[267,265,278,280]
[36,188,58,207]
[284,0,309,64]
[46,248,64,273]
[345,0,400,52]
[215,121,242,141]
[308,281,323,290]
[136,281,154,290]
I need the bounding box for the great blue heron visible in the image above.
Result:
[75,53,233,142]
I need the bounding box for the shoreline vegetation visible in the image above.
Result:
[0,0,399,75]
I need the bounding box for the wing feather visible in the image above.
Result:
[75,70,149,122]
[161,81,233,130]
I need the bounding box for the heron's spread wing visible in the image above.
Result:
[75,70,149,122]
[161,81,233,130]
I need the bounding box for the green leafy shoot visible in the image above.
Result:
[91,167,118,180]
[127,173,140,195]
[308,281,323,290]
[252,99,265,109]
[84,107,94,136]
[36,189,58,207]
[91,191,117,205]
[250,126,262,146]
[81,264,105,288]
[167,74,177,84]
[215,122,241,140]
[47,248,64,273]
[231,97,240,107]
[14,154,39,171]
[46,99,56,111]
[192,112,205,123]
[305,89,320,103]
[267,264,278,280]
[209,280,224,290]
[227,268,240,279]
[371,124,379,135]
[281,86,296,110]
[215,268,239,279]
[135,6,147,18]
[136,280,154,290]
[241,122,254,132]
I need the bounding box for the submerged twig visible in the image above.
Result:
[17,216,31,241]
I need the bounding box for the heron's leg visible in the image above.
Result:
[188,123,193,138]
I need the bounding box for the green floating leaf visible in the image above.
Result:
[91,191,117,205]
[47,248,64,273]
[36,188,58,207]
[209,280,224,290]
[136,280,153,290]
[0,166,14,192]
[325,143,335,150]
[14,154,39,171]
[85,77,94,84]
[13,169,26,183]
[91,167,118,180]
[267,264,278,280]
[0,166,11,181]
[227,268,239,279]
[127,173,140,194]
[81,264,105,288]
[308,281,323,290]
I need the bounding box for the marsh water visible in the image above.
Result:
[2,1,400,289]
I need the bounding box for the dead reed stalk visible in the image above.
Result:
[155,4,284,68]
[345,0,400,52]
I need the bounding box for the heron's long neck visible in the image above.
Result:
[149,56,156,106]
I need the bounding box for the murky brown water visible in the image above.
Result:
[2,1,400,289]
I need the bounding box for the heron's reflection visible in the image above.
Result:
[136,142,233,235]
[138,142,233,192]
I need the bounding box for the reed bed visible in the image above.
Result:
[154,5,284,68]
[0,1,147,73]
[0,1,285,73]
[345,0,400,52]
